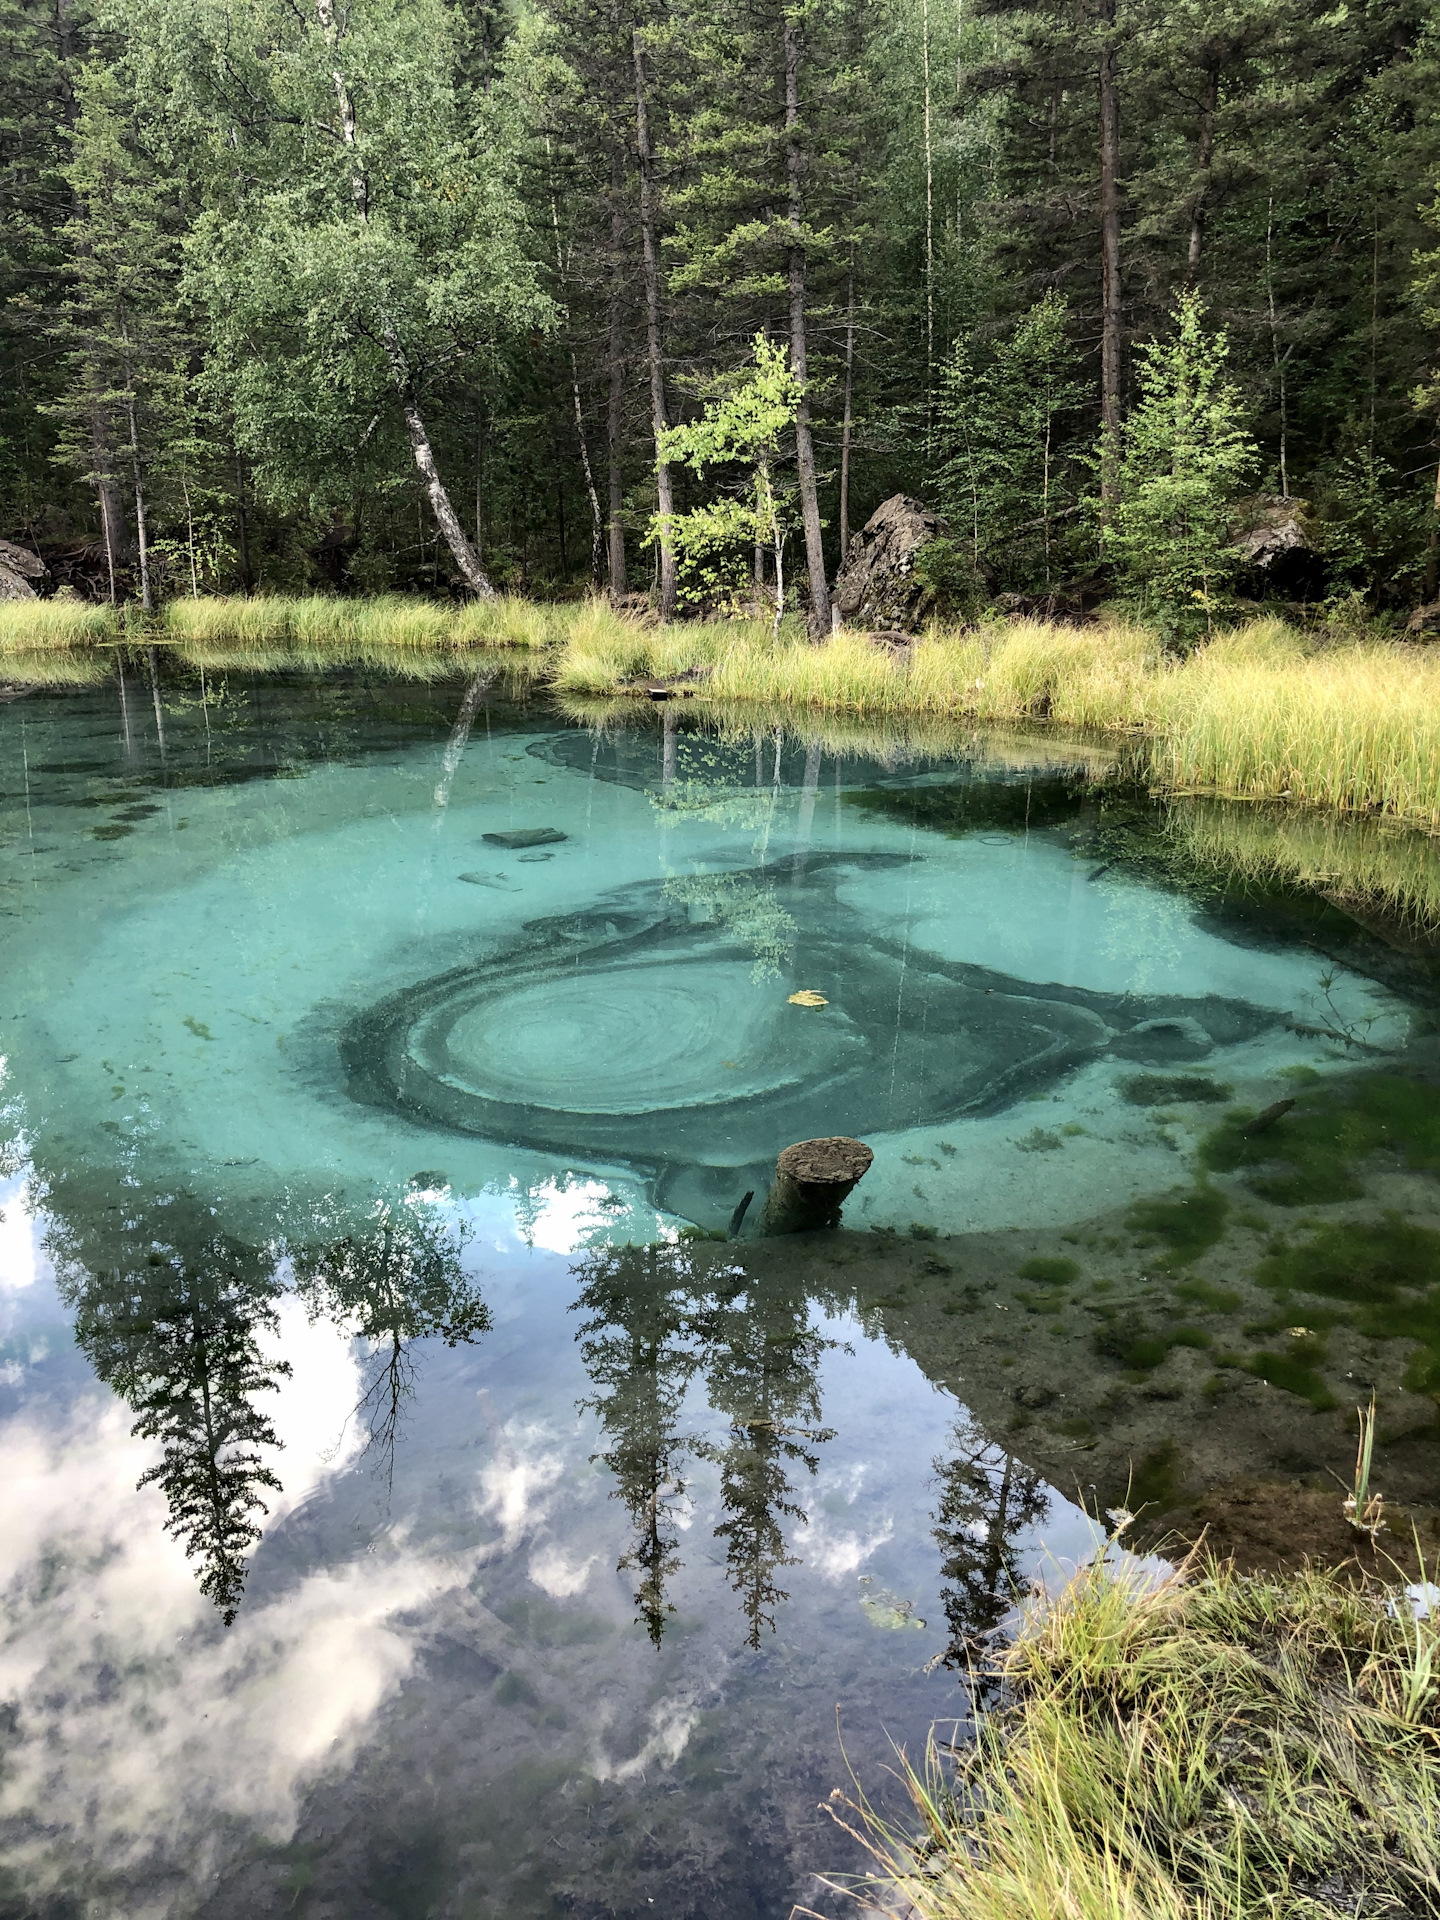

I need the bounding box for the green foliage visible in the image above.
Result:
[935,293,1089,593]
[1105,294,1259,637]
[655,335,802,618]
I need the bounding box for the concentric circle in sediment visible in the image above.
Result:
[404,959,811,1116]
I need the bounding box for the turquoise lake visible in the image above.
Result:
[2,658,1438,1917]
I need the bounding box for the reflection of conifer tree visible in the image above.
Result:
[49,1196,290,1625]
[933,1415,1049,1669]
[700,1274,835,1649]
[573,1244,706,1645]
[290,1200,488,1492]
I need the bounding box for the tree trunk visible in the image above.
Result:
[90,402,126,605]
[606,134,629,596]
[547,137,604,587]
[632,27,678,619]
[839,255,856,565]
[395,380,496,599]
[1097,0,1123,510]
[317,0,494,598]
[784,12,832,639]
[116,307,152,611]
[234,451,254,592]
[1186,62,1218,279]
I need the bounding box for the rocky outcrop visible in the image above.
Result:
[1405,600,1440,640]
[0,538,45,601]
[1229,496,1323,596]
[832,494,950,633]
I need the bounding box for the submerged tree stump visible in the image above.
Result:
[761,1136,873,1235]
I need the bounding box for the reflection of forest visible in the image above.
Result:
[933,1414,1049,1669]
[41,1170,488,1621]
[575,1244,834,1648]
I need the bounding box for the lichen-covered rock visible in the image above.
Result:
[0,538,44,602]
[832,494,949,632]
[1229,496,1323,595]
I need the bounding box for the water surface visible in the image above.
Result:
[2,659,1438,1918]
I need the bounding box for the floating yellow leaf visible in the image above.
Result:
[787,990,828,1008]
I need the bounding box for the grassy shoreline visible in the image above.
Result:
[844,1547,1440,1920]
[3,595,1438,831]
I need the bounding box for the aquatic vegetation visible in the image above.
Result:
[1019,1256,1079,1285]
[846,1554,1440,1920]
[1124,1182,1230,1265]
[1119,1073,1230,1106]
[1172,1277,1242,1313]
[1243,1340,1337,1409]
[1092,1316,1210,1377]
[1201,1072,1440,1206]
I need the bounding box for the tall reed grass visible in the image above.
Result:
[553,612,1440,828]
[160,592,559,652]
[841,1549,1440,1920]
[0,600,118,652]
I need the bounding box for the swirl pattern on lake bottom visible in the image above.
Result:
[340,855,1279,1222]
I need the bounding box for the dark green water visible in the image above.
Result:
[1,662,1437,1918]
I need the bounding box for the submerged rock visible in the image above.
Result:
[482,827,568,849]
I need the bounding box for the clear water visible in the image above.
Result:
[1,662,1437,1917]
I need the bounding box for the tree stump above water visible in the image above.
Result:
[761,1136,873,1235]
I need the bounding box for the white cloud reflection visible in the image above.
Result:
[0,1306,473,1915]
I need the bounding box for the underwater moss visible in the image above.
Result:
[1256,1216,1440,1306]
[1120,1074,1232,1107]
[1128,1438,1183,1511]
[1245,1345,1337,1409]
[1094,1322,1209,1375]
[1174,1277,1243,1313]
[1201,1073,1440,1207]
[1020,1256,1080,1285]
[1125,1183,1230,1266]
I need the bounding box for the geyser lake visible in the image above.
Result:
[2,660,1439,1918]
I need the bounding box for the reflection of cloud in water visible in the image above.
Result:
[0,1174,39,1296]
[588,1694,703,1785]
[529,1541,599,1598]
[0,1312,463,1910]
[806,1515,896,1581]
[476,1417,570,1549]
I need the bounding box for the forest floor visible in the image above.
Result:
[837,1549,1440,1920]
[3,592,1439,831]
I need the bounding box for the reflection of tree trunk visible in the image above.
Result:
[146,645,166,754]
[632,28,677,619]
[791,737,822,875]
[1097,0,1122,510]
[1186,63,1218,279]
[783,12,832,639]
[433,669,495,812]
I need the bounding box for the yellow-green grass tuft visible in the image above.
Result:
[0,600,118,652]
[841,1549,1440,1920]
